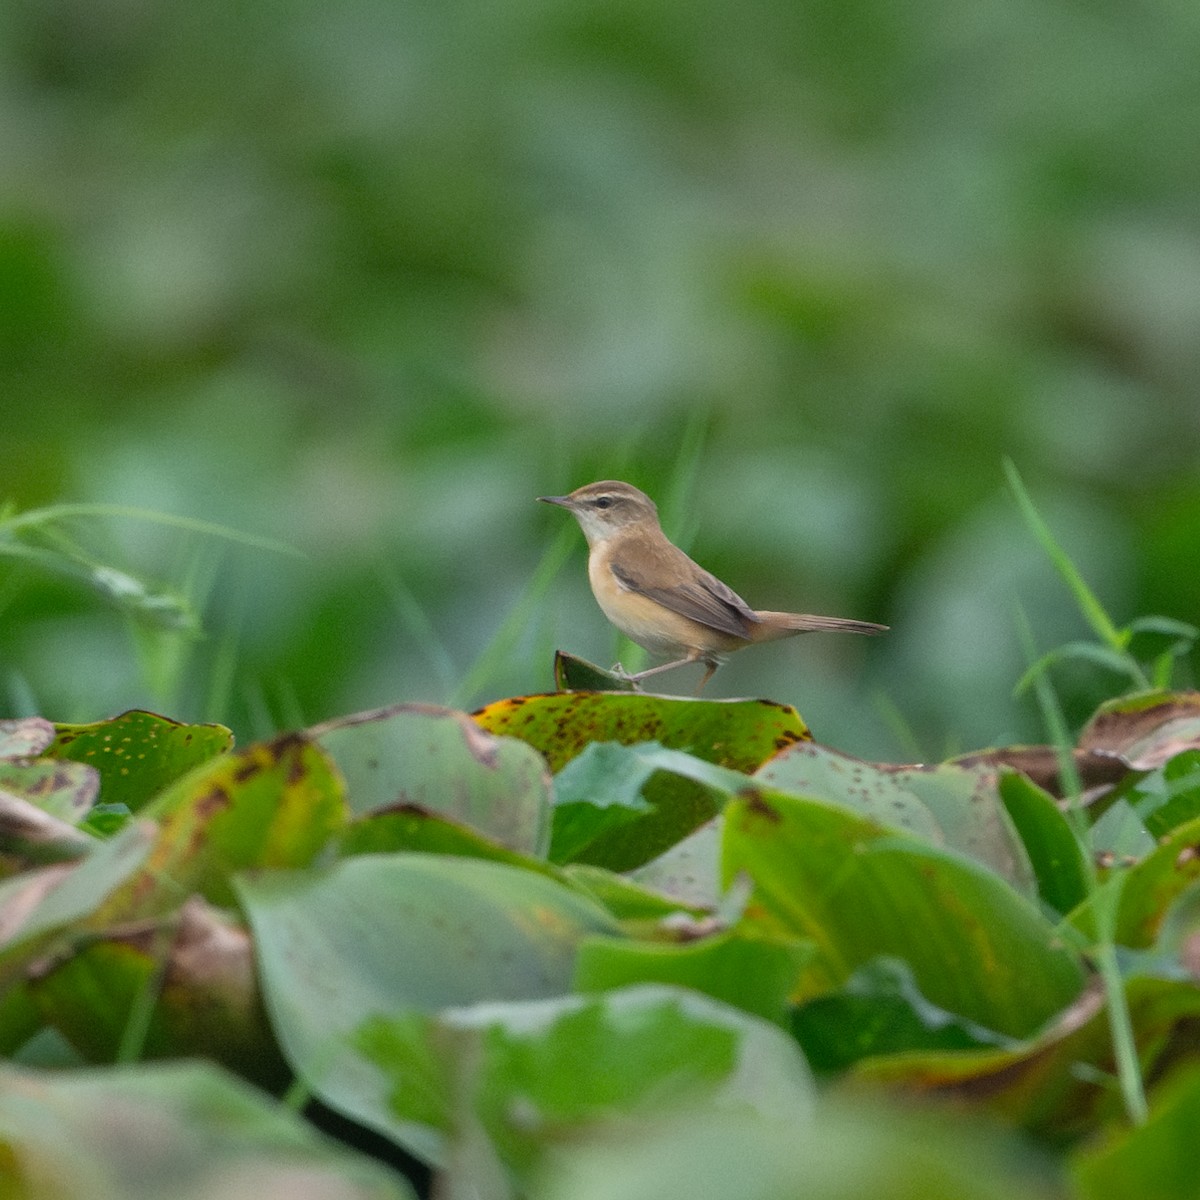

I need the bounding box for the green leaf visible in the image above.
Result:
[99,734,347,918]
[856,977,1200,1142]
[1072,814,1200,949]
[1072,1067,1200,1200]
[553,650,638,691]
[312,704,552,856]
[235,854,619,1160]
[0,1060,414,1200]
[996,770,1090,914]
[539,1098,1042,1200]
[1118,749,1200,839]
[560,863,702,921]
[27,897,288,1086]
[46,710,234,812]
[629,817,724,909]
[791,957,1013,1074]
[550,741,746,868]
[755,742,1037,894]
[574,929,812,1025]
[472,691,808,774]
[355,985,814,1181]
[337,807,560,879]
[722,790,1084,1038]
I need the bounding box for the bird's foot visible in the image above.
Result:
[609,662,644,691]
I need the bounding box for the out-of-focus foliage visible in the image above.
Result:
[3,0,1200,757]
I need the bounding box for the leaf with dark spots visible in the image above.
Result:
[312,703,552,856]
[755,741,1041,895]
[0,759,98,824]
[94,735,346,920]
[472,691,808,776]
[45,710,233,812]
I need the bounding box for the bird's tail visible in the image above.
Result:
[748,611,889,643]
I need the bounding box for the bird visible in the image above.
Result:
[539,479,887,692]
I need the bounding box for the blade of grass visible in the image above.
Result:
[0,503,301,558]
[1003,461,1143,685]
[1015,605,1147,1126]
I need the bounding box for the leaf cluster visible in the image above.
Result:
[0,659,1199,1198]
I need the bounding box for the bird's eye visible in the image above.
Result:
[593,496,613,510]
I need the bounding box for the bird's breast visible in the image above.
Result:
[586,546,742,657]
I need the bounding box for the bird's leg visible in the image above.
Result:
[693,659,720,694]
[626,651,705,683]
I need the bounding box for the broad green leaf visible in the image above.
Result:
[313,704,552,856]
[355,985,814,1180]
[629,817,723,908]
[0,1060,414,1200]
[236,854,619,1159]
[46,710,234,812]
[560,863,702,922]
[540,1097,1041,1200]
[1072,1067,1200,1200]
[554,650,638,691]
[755,742,1036,894]
[722,790,1084,1038]
[0,758,98,823]
[472,692,808,773]
[98,734,346,918]
[574,929,812,1025]
[27,897,287,1088]
[550,741,746,868]
[791,957,1012,1074]
[338,808,560,879]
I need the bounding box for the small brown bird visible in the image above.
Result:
[539,480,887,691]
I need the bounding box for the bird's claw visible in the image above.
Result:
[609,662,643,691]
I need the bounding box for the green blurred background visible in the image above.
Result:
[3,0,1199,760]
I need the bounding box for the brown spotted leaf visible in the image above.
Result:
[472,692,808,774]
[95,734,347,920]
[754,742,1039,896]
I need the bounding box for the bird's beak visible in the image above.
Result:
[538,495,572,508]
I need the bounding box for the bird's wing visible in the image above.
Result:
[611,549,760,640]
